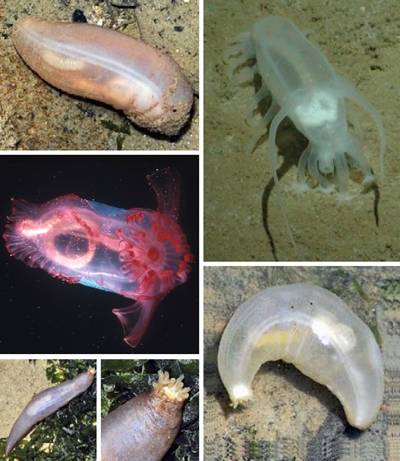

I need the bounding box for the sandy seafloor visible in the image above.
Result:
[0,0,199,150]
[205,0,400,261]
[0,360,49,439]
[204,266,400,460]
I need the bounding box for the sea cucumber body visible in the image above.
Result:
[227,16,385,194]
[252,17,337,107]
[218,283,384,429]
[251,17,349,145]
[3,168,192,347]
[12,17,193,135]
[4,195,191,300]
[5,369,95,455]
[101,372,189,461]
[102,392,182,461]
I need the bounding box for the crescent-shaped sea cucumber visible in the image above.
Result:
[3,167,193,348]
[5,368,95,456]
[12,17,193,136]
[101,370,190,461]
[217,283,384,430]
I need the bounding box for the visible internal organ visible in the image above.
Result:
[113,210,192,347]
[3,168,192,347]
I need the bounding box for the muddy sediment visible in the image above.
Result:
[205,0,399,261]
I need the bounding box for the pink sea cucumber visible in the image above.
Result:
[6,369,95,456]
[12,17,193,136]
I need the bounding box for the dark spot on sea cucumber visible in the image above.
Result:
[174,26,184,32]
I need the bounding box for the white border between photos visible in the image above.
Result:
[204,261,400,267]
[199,0,204,456]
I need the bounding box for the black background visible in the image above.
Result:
[0,155,199,353]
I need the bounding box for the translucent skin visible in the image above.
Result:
[3,169,192,347]
[12,17,193,136]
[218,283,384,430]
[226,16,385,195]
[6,369,95,456]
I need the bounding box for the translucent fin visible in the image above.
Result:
[224,32,254,61]
[245,99,262,126]
[224,43,242,58]
[228,32,252,47]
[336,76,386,179]
[232,65,256,85]
[245,102,280,141]
[255,86,270,104]
[112,299,158,348]
[147,167,181,221]
[245,111,260,128]
[245,129,268,155]
[263,100,280,127]
[226,56,247,77]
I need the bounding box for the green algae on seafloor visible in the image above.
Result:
[351,280,371,302]
[379,279,400,302]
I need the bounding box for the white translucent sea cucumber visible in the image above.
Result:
[217,283,384,430]
[226,16,385,198]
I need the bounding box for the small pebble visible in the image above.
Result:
[110,0,138,7]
